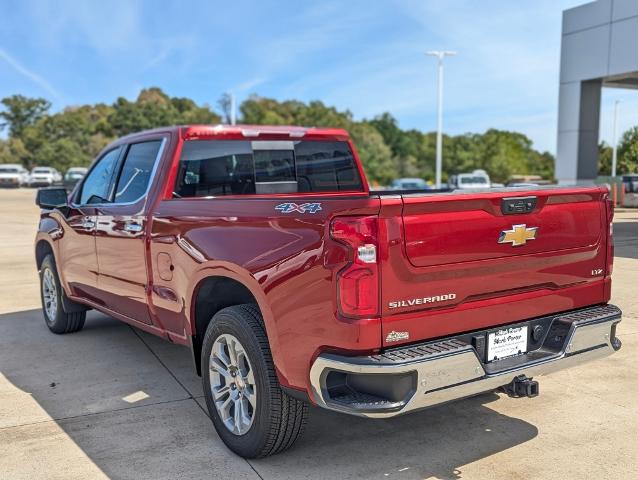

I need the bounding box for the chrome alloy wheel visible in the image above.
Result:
[42,268,58,321]
[209,334,257,435]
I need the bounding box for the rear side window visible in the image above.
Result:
[174,140,363,197]
[113,140,162,203]
[176,141,254,196]
[80,148,121,204]
[294,141,362,193]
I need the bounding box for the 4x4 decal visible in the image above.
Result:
[275,202,322,214]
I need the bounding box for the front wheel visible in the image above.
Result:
[39,254,85,334]
[201,304,308,458]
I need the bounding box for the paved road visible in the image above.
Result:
[1,188,637,479]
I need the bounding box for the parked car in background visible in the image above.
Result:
[622,174,638,207]
[390,177,431,190]
[622,174,638,194]
[64,167,88,186]
[0,164,30,188]
[449,169,491,190]
[29,167,62,187]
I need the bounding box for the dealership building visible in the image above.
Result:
[557,0,638,184]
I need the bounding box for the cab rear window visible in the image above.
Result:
[174,140,363,197]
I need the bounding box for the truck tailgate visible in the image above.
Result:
[379,186,610,347]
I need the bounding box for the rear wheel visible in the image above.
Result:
[39,254,85,334]
[201,304,308,458]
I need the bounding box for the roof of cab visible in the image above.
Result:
[115,124,351,143]
[181,124,350,140]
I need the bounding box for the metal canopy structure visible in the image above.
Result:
[556,0,638,184]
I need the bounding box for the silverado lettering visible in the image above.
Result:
[34,124,622,459]
[388,293,457,309]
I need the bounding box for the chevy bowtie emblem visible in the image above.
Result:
[498,224,538,247]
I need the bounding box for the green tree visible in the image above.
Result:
[598,142,612,176]
[0,95,51,138]
[109,87,220,136]
[241,96,352,128]
[0,139,13,164]
[349,123,395,186]
[534,151,555,180]
[34,138,90,172]
[616,127,638,175]
[0,137,30,166]
[368,114,423,178]
[0,90,559,185]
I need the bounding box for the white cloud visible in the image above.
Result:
[0,48,61,99]
[232,77,267,93]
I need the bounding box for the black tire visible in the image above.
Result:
[201,304,308,458]
[39,254,85,334]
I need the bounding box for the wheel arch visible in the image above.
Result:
[187,269,283,381]
[35,238,54,270]
[35,215,63,271]
[35,236,88,314]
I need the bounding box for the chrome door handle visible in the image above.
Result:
[82,220,95,229]
[124,222,143,233]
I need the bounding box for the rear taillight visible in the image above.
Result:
[330,216,379,317]
[606,197,614,276]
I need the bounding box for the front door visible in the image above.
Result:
[54,205,98,300]
[60,146,123,302]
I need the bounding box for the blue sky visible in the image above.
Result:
[1,0,636,152]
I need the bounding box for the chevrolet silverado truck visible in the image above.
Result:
[34,125,622,458]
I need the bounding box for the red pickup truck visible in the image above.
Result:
[35,125,622,458]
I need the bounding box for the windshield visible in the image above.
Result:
[33,168,51,173]
[0,167,20,173]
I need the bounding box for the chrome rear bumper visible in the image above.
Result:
[309,305,621,418]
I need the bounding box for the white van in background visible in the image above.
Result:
[449,169,491,190]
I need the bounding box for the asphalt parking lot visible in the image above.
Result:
[1,188,637,480]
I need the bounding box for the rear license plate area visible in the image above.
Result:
[487,326,528,362]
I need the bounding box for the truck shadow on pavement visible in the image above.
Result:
[0,309,538,480]
[252,394,537,480]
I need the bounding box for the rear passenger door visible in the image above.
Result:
[93,138,166,324]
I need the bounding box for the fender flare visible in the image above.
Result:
[34,226,86,313]
[185,262,290,386]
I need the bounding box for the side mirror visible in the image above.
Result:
[36,187,69,210]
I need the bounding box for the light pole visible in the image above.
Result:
[427,50,456,189]
[612,100,620,178]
